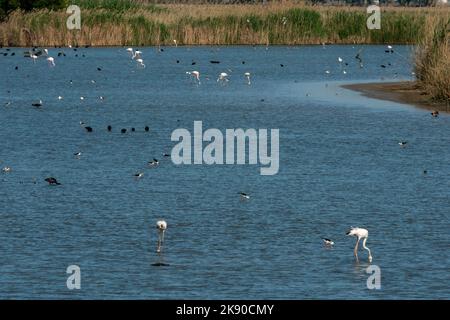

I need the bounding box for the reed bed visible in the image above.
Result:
[415,14,450,103]
[0,2,449,47]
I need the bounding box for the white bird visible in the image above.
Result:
[136,58,145,68]
[325,70,330,74]
[173,39,178,47]
[186,71,200,84]
[132,50,142,60]
[74,152,81,158]
[346,227,373,262]
[156,220,167,253]
[398,141,408,147]
[80,96,85,100]
[30,54,38,63]
[217,72,229,84]
[58,96,63,100]
[2,166,11,173]
[46,57,55,67]
[43,49,49,56]
[337,57,343,63]
[322,238,334,246]
[244,72,251,85]
[126,47,134,58]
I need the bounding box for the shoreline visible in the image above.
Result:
[342,82,450,112]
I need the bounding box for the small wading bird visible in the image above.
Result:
[156,220,167,253]
[346,227,372,263]
[32,100,43,107]
[431,110,439,117]
[239,192,250,200]
[322,238,334,246]
[45,177,61,185]
[2,166,11,173]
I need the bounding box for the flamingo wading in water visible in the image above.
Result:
[346,227,373,263]
[186,71,200,84]
[217,72,229,84]
[156,220,167,253]
[244,72,251,85]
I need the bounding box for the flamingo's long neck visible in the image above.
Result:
[362,237,372,261]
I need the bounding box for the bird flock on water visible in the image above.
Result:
[1,42,443,266]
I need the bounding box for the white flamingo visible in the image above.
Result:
[186,71,200,84]
[244,72,251,85]
[132,50,142,60]
[46,57,55,67]
[126,47,134,58]
[346,227,373,262]
[136,58,145,68]
[156,220,167,253]
[217,72,229,84]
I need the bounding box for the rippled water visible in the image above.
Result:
[0,45,449,299]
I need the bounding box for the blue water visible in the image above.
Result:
[0,45,449,299]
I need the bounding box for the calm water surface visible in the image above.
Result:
[0,45,449,299]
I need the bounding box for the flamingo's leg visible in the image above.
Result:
[354,238,360,259]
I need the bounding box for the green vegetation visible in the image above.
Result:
[1,2,449,46]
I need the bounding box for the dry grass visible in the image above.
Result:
[415,14,450,103]
[0,2,449,46]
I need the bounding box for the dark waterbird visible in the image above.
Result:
[107,125,112,131]
[151,262,170,267]
[121,128,127,134]
[45,177,61,185]
[85,126,93,132]
[210,60,220,64]
[145,126,149,132]
[32,100,43,107]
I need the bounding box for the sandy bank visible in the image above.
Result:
[342,82,450,112]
